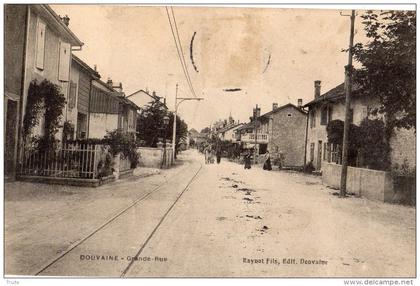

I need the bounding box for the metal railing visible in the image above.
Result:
[20,143,102,179]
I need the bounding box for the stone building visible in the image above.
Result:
[258,102,307,167]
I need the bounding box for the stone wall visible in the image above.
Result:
[322,162,394,203]
[137,146,174,169]
[390,127,416,175]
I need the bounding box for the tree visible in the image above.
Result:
[136,99,168,147]
[353,10,416,130]
[136,98,188,154]
[200,127,211,134]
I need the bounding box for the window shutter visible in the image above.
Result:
[58,41,71,81]
[36,19,46,70]
[69,82,77,109]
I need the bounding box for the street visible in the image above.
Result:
[5,150,415,277]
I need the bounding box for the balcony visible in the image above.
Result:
[240,133,269,143]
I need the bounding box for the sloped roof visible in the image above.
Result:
[259,103,307,118]
[303,83,345,107]
[217,123,243,134]
[72,54,100,79]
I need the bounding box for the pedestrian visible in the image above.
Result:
[204,147,211,164]
[244,150,252,169]
[263,151,272,171]
[216,148,221,164]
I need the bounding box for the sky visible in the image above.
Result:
[50,5,381,131]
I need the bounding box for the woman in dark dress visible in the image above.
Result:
[216,149,222,164]
[244,150,252,169]
[263,151,272,171]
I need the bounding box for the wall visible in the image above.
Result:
[269,106,307,167]
[137,147,174,169]
[22,7,70,140]
[5,5,26,98]
[390,127,416,174]
[89,113,119,139]
[322,162,394,202]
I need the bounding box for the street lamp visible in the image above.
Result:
[172,83,204,161]
[161,114,170,168]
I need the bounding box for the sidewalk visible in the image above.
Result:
[4,158,189,275]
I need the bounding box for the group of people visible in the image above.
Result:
[243,150,272,171]
[203,146,272,171]
[204,146,222,164]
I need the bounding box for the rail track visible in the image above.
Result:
[34,160,203,276]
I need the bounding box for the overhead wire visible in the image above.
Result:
[165,6,197,98]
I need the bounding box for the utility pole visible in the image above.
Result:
[172,83,178,161]
[253,104,259,164]
[340,10,356,197]
[172,83,204,162]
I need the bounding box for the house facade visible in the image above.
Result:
[68,54,100,140]
[89,79,139,139]
[304,80,415,173]
[4,4,83,179]
[259,102,307,167]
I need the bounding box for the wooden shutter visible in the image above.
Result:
[69,81,77,109]
[58,41,71,81]
[35,19,46,69]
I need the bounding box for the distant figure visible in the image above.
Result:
[263,151,272,171]
[244,150,252,169]
[216,149,222,164]
[205,147,211,164]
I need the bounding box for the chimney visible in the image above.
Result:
[61,15,70,26]
[297,99,302,108]
[272,103,278,110]
[106,78,113,88]
[314,80,321,99]
[94,65,97,71]
[254,104,261,118]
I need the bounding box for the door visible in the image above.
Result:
[317,140,322,170]
[5,99,18,176]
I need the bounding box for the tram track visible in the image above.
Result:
[34,159,203,276]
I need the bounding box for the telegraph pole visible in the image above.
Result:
[340,10,356,197]
[254,104,258,164]
[172,83,204,161]
[172,83,178,160]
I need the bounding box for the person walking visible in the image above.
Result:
[216,148,222,164]
[263,151,272,171]
[244,150,252,169]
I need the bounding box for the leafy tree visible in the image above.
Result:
[200,127,211,134]
[357,118,390,170]
[353,10,416,130]
[137,99,169,147]
[136,98,188,156]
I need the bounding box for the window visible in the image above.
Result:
[58,40,71,81]
[328,106,333,122]
[320,106,328,125]
[310,110,316,128]
[35,18,46,70]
